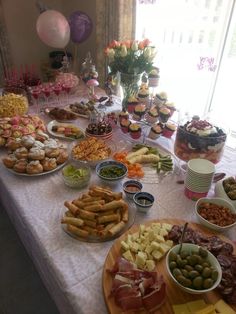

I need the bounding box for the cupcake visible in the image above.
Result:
[118,110,129,123]
[146,107,159,124]
[129,123,142,139]
[155,92,167,109]
[127,96,139,114]
[148,123,163,140]
[120,119,131,133]
[162,122,177,138]
[159,107,171,123]
[165,102,176,117]
[138,83,149,104]
[148,68,160,88]
[133,104,146,120]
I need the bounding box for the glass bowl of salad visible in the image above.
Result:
[62,162,91,188]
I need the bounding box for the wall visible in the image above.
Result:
[1,0,96,76]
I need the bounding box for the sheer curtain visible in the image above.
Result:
[95,0,136,85]
[0,0,12,85]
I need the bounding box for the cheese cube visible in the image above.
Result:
[150,241,160,251]
[186,300,206,312]
[159,243,170,254]
[132,232,139,240]
[148,230,155,242]
[147,253,154,260]
[145,259,155,271]
[145,245,152,254]
[152,222,161,228]
[121,241,129,251]
[130,242,140,253]
[135,252,146,267]
[154,235,165,243]
[122,250,134,262]
[152,225,161,234]
[214,299,236,314]
[172,304,190,314]
[162,223,173,231]
[152,250,163,261]
[165,240,174,248]
[194,305,215,314]
[139,225,145,234]
[159,228,169,237]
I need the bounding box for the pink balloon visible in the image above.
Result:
[36,10,70,48]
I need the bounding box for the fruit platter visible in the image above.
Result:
[103,219,236,313]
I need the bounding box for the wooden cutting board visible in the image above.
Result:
[102,219,236,314]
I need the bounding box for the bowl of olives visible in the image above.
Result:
[166,243,222,294]
[215,177,236,209]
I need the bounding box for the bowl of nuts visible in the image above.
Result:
[195,197,236,232]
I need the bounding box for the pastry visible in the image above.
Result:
[127,96,139,114]
[128,123,142,139]
[44,139,58,149]
[133,104,146,120]
[13,159,28,173]
[56,149,69,164]
[41,158,57,171]
[162,122,177,138]
[148,68,160,87]
[148,123,163,140]
[118,110,129,123]
[15,147,28,159]
[28,147,45,160]
[6,138,22,151]
[120,119,131,133]
[26,160,44,174]
[35,130,49,142]
[165,102,176,117]
[45,147,60,158]
[21,135,35,148]
[159,107,171,123]
[33,140,45,149]
[2,154,17,168]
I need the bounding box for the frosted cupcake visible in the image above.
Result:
[148,123,163,140]
[127,96,139,114]
[155,92,167,109]
[146,107,159,124]
[148,68,160,87]
[120,119,131,133]
[165,102,176,117]
[159,107,171,123]
[133,104,146,121]
[138,83,149,104]
[129,123,142,139]
[118,110,129,123]
[162,122,177,138]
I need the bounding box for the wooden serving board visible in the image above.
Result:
[102,219,236,314]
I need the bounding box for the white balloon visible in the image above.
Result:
[36,10,70,48]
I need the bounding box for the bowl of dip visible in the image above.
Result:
[133,192,154,213]
[123,180,143,200]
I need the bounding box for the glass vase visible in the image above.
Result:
[119,72,142,111]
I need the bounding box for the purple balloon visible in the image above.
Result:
[69,11,93,43]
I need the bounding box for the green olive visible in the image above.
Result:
[177,275,192,287]
[193,276,203,289]
[169,261,177,270]
[195,264,203,273]
[189,255,198,266]
[202,262,210,268]
[181,259,188,267]
[181,269,189,278]
[202,267,212,278]
[199,247,208,258]
[203,278,214,289]
[185,265,194,272]
[211,270,218,281]
[172,268,182,278]
[169,251,178,262]
[189,270,200,279]
[180,251,188,259]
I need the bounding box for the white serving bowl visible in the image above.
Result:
[96,160,128,183]
[215,179,236,209]
[166,243,222,294]
[195,197,236,232]
[133,192,154,213]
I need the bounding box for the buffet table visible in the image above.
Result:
[0,93,236,314]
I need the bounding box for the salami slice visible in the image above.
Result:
[219,243,234,256]
[217,255,232,268]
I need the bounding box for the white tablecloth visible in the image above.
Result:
[1,108,236,314]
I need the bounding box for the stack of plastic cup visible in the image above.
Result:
[184,159,215,201]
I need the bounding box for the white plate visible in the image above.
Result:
[47,120,85,141]
[64,104,90,119]
[6,161,67,177]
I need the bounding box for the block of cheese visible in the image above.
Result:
[186,300,206,312]
[214,299,236,314]
[194,305,215,314]
[172,304,191,314]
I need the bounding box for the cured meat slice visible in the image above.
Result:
[219,242,234,256]
[217,255,232,268]
[118,294,143,310]
[142,282,166,311]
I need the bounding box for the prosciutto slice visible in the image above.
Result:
[108,258,166,312]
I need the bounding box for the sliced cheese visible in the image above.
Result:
[130,242,140,253]
[152,250,163,260]
[154,234,165,243]
[194,305,215,314]
[150,241,160,251]
[186,300,206,312]
[121,240,129,251]
[214,299,236,314]
[122,250,134,262]
[145,259,155,271]
[159,228,169,237]
[172,304,191,314]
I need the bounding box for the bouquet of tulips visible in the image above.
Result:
[104,39,156,75]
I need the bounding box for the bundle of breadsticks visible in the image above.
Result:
[61,185,129,239]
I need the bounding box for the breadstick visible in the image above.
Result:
[96,210,115,217]
[121,207,128,222]
[108,221,126,236]
[102,200,126,211]
[97,214,119,224]
[110,192,123,200]
[67,224,89,238]
[84,203,103,212]
[81,196,102,202]
[64,201,80,216]
[83,219,97,228]
[65,211,74,217]
[72,200,84,208]
[97,222,116,237]
[61,217,84,227]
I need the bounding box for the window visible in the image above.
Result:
[136,0,236,137]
